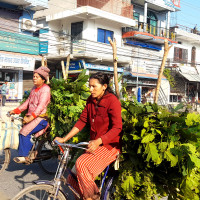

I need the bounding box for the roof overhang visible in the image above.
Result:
[177,66,200,82]
[124,72,166,80]
[46,6,136,27]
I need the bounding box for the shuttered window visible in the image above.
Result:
[191,46,196,65]
[174,47,188,63]
[97,28,113,44]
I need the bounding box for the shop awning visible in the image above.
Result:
[179,72,200,82]
[124,72,166,80]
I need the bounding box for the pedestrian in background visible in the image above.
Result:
[1,81,8,106]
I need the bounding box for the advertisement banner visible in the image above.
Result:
[0,53,35,71]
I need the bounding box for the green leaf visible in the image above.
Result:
[141,134,155,143]
[121,175,135,192]
[164,150,178,167]
[145,143,161,164]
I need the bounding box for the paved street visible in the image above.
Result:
[0,149,55,199]
[0,102,54,199]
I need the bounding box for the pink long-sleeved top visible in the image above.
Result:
[14,84,50,137]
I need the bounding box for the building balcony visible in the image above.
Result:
[122,22,177,45]
[0,0,48,11]
[46,38,133,65]
[77,0,133,19]
[171,24,200,42]
[132,0,180,12]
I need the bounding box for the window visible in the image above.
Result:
[133,12,139,21]
[191,46,196,66]
[97,28,113,44]
[170,95,182,103]
[71,22,83,41]
[174,47,188,63]
[147,11,157,35]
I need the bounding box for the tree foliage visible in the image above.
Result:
[116,100,200,200]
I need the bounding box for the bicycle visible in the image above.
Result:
[12,140,118,200]
[0,113,61,175]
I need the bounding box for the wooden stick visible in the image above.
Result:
[41,56,45,66]
[154,39,172,103]
[108,37,120,99]
[65,54,71,80]
[61,60,66,80]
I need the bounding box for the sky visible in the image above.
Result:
[172,0,200,29]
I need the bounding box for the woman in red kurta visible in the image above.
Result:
[55,72,122,200]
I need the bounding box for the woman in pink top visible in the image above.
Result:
[9,66,51,163]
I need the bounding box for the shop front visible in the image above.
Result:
[124,72,169,104]
[0,52,36,101]
[56,60,124,87]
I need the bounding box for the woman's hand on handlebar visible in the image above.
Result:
[54,137,65,143]
[23,115,34,124]
[9,110,15,115]
[87,138,102,153]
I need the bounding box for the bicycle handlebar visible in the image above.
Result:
[53,140,89,150]
[7,112,23,120]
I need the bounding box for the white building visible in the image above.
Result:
[167,25,200,105]
[34,0,180,104]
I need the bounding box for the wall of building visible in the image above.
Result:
[34,0,77,19]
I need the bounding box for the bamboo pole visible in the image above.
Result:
[154,39,172,103]
[108,37,120,99]
[41,56,49,84]
[61,54,71,81]
[65,54,71,80]
[61,60,66,80]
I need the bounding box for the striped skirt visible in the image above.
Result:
[68,146,119,199]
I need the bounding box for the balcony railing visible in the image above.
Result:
[48,37,133,63]
[172,24,200,36]
[122,22,176,41]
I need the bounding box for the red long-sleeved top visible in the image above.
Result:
[75,92,122,152]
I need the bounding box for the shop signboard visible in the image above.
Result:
[0,53,35,71]
[39,41,48,54]
[0,30,39,55]
[85,63,123,73]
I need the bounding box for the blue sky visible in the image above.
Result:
[172,0,200,29]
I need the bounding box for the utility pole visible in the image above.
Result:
[154,39,172,103]
[108,37,120,99]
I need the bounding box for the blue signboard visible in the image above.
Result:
[39,41,48,54]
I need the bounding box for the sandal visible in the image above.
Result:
[13,157,27,163]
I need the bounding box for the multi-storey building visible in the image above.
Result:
[34,0,180,104]
[0,0,48,100]
[167,24,200,106]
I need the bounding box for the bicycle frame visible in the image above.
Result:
[33,141,112,200]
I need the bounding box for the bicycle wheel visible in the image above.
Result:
[101,176,116,200]
[0,149,11,174]
[12,184,66,200]
[37,139,61,174]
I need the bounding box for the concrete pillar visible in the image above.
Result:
[144,2,148,32]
